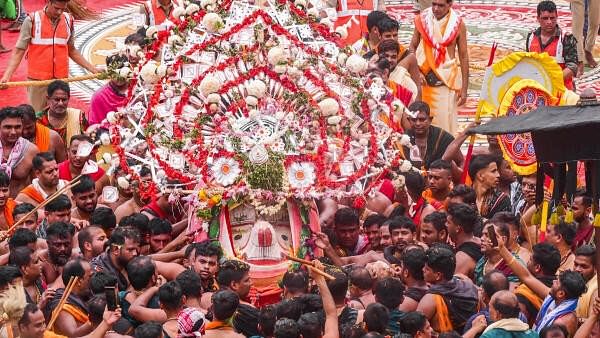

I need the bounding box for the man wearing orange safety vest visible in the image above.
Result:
[332,0,386,45]
[526,1,578,90]
[139,0,182,28]
[0,0,100,112]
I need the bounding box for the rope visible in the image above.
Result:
[1,73,104,88]
[469,63,487,71]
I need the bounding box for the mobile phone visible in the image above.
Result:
[487,225,498,247]
[105,286,118,311]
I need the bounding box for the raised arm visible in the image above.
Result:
[497,235,549,298]
[128,286,167,322]
[310,260,339,338]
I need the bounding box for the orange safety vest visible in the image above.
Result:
[28,10,73,80]
[527,30,574,90]
[144,0,178,27]
[334,0,379,45]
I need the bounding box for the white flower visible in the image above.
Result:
[246,80,267,98]
[270,140,285,152]
[245,95,258,106]
[211,157,241,186]
[400,160,413,173]
[106,111,117,123]
[100,133,111,146]
[288,162,316,189]
[267,46,287,65]
[275,111,285,120]
[336,53,348,66]
[172,6,186,19]
[186,3,200,15]
[140,61,161,83]
[202,12,223,32]
[117,177,130,190]
[327,116,342,125]
[207,93,221,103]
[249,144,269,164]
[199,75,221,96]
[318,98,339,116]
[200,0,216,9]
[358,137,369,146]
[335,26,348,39]
[118,67,131,78]
[146,26,158,38]
[399,134,411,146]
[345,54,368,75]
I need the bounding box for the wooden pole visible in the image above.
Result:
[460,42,497,184]
[1,73,102,88]
[285,255,336,280]
[5,176,82,234]
[48,276,78,330]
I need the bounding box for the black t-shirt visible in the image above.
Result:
[457,241,483,263]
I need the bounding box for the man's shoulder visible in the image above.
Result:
[482,328,536,338]
[90,252,108,268]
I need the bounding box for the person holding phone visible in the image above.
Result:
[473,221,524,288]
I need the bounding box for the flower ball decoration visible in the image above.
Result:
[107,0,420,221]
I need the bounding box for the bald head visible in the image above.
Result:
[350,267,374,291]
[490,290,520,320]
[482,270,509,301]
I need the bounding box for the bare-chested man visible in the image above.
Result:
[70,175,105,223]
[0,107,39,197]
[16,152,67,207]
[18,104,66,163]
[40,221,74,288]
[409,0,469,135]
[0,170,16,230]
[115,166,152,223]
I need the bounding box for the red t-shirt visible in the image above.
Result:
[58,160,105,182]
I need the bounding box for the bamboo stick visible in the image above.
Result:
[1,74,103,88]
[285,255,336,280]
[48,276,78,330]
[6,176,82,233]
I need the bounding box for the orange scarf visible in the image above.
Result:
[515,284,543,311]
[205,320,234,331]
[434,294,454,332]
[2,198,16,229]
[20,185,45,204]
[35,123,51,152]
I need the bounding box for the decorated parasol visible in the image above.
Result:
[476,52,578,176]
[101,0,418,292]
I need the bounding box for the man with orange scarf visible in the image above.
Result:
[409,0,468,136]
[0,170,16,230]
[377,38,421,108]
[18,104,66,163]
